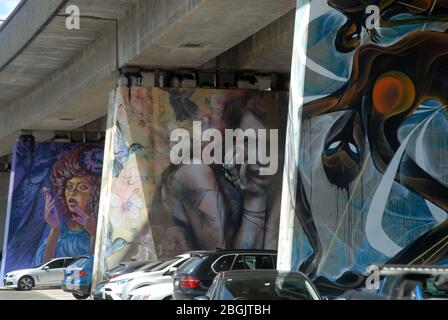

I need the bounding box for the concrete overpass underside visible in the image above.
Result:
[0,0,296,156]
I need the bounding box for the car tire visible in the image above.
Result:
[72,292,90,300]
[17,276,34,291]
[163,296,172,300]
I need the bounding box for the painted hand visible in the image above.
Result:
[72,207,97,237]
[43,188,60,229]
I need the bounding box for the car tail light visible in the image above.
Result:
[78,270,88,277]
[109,274,118,279]
[179,275,200,289]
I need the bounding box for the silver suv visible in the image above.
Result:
[3,257,75,291]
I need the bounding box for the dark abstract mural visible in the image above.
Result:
[290,0,448,295]
[0,143,103,278]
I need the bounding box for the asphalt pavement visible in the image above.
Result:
[0,287,77,300]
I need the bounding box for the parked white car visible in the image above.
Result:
[3,257,75,291]
[121,270,176,300]
[103,254,190,300]
[128,282,174,300]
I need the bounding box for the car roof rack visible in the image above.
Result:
[375,264,448,276]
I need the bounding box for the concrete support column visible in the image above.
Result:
[277,0,311,271]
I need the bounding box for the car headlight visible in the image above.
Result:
[7,273,18,278]
[114,279,130,286]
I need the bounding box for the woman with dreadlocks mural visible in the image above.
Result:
[34,145,103,264]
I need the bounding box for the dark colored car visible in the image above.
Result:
[377,265,448,300]
[196,270,321,300]
[173,249,277,300]
[91,260,162,300]
[62,255,93,300]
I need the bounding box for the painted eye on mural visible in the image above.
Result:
[348,142,359,155]
[78,184,90,192]
[327,140,342,151]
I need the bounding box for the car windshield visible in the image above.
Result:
[137,261,163,272]
[177,256,204,273]
[108,265,126,274]
[72,257,89,267]
[147,258,179,272]
[217,273,319,300]
[33,262,46,269]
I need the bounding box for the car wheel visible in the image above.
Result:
[72,292,90,300]
[17,276,34,291]
[163,296,173,300]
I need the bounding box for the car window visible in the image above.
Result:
[64,258,76,267]
[213,255,236,273]
[47,259,65,269]
[218,274,317,300]
[232,255,274,270]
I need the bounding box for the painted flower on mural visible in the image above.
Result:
[110,167,144,226]
[110,188,144,226]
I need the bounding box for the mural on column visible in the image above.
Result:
[291,0,448,294]
[96,87,287,276]
[0,143,103,277]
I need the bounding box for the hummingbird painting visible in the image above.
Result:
[111,123,147,177]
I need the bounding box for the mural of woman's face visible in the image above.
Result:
[238,110,274,190]
[65,177,94,215]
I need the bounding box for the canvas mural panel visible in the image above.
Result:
[95,87,288,278]
[0,142,103,278]
[289,0,448,295]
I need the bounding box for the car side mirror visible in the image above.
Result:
[43,266,50,271]
[194,296,210,301]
